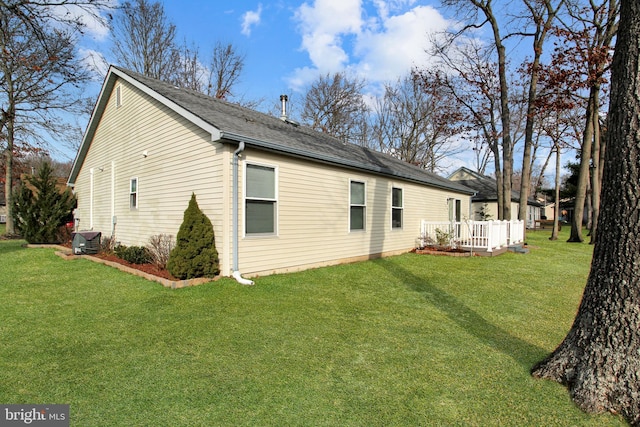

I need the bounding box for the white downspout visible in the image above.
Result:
[232,142,255,285]
[89,168,94,229]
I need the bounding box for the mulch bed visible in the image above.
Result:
[92,252,177,280]
[53,242,218,288]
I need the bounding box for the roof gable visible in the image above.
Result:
[69,66,473,195]
[449,167,542,206]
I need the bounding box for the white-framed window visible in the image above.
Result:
[130,177,138,210]
[245,163,277,235]
[350,180,366,231]
[115,84,122,108]
[392,187,403,229]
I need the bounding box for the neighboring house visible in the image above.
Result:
[448,167,543,228]
[68,66,474,279]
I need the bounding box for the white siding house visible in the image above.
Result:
[68,66,474,279]
[448,167,543,227]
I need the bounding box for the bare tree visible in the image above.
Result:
[110,0,178,81]
[532,1,640,422]
[206,42,245,100]
[301,72,370,145]
[372,73,465,172]
[517,0,566,237]
[173,39,205,92]
[1,0,109,235]
[557,0,619,243]
[419,42,506,216]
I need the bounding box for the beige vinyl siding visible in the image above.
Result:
[237,149,470,276]
[72,77,229,271]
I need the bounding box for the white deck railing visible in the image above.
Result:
[419,220,524,253]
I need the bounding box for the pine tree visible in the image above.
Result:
[167,193,219,279]
[11,161,76,243]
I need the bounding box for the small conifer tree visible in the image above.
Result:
[11,161,76,243]
[167,193,219,279]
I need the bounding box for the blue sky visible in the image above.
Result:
[82,0,455,112]
[71,0,562,181]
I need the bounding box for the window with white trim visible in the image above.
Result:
[392,187,403,229]
[130,177,138,209]
[245,163,277,234]
[350,180,366,231]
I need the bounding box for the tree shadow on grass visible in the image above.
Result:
[0,240,27,256]
[374,257,548,369]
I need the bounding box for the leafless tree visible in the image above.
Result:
[110,0,179,82]
[557,0,619,243]
[419,41,507,216]
[173,39,205,92]
[372,73,465,173]
[301,72,370,145]
[1,0,111,235]
[206,42,245,100]
[442,0,516,219]
[516,0,566,237]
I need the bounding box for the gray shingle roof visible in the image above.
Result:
[72,66,473,195]
[449,167,542,206]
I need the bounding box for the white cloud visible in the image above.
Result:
[293,0,363,73]
[79,48,109,80]
[288,1,452,91]
[354,5,449,82]
[49,2,114,41]
[241,4,263,36]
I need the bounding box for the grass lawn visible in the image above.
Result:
[0,229,625,426]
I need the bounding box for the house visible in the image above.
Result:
[68,66,474,280]
[448,167,543,228]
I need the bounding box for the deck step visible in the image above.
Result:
[508,244,529,254]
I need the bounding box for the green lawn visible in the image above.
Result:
[0,229,625,426]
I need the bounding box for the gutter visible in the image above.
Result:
[232,141,254,285]
[218,131,474,196]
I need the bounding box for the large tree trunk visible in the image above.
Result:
[531,2,640,423]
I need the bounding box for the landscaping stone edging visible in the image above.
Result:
[26,244,217,289]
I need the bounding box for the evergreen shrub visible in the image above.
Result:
[114,245,152,264]
[167,193,219,279]
[11,161,76,244]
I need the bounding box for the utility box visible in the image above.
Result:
[72,231,101,255]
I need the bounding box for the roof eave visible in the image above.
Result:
[218,131,474,195]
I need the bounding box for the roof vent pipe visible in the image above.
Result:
[280,94,288,120]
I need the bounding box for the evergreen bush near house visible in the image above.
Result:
[167,193,219,279]
[114,245,152,265]
[11,161,76,244]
